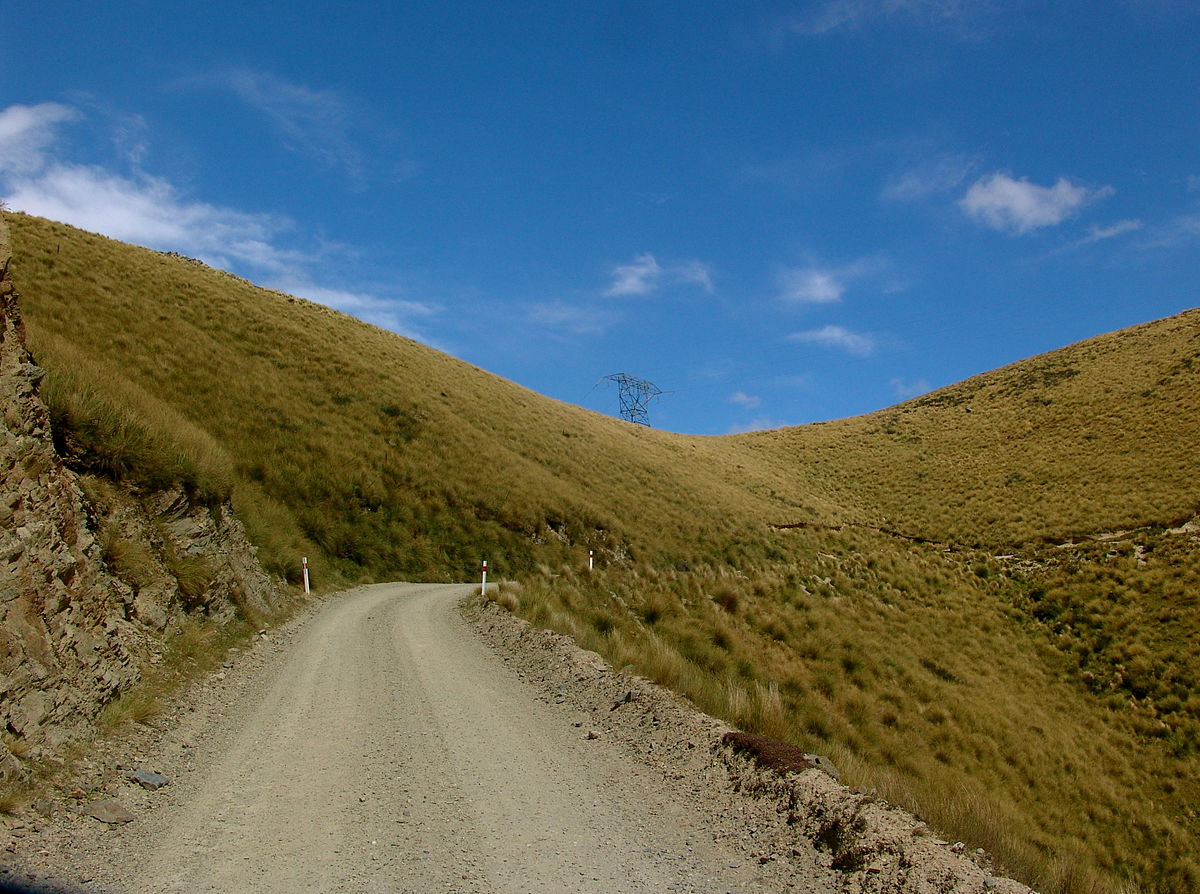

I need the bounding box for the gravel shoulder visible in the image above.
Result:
[1,583,1033,894]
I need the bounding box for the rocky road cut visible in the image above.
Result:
[101,583,839,893]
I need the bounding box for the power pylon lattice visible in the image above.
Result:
[601,373,664,427]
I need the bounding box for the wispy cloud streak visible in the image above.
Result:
[777,0,999,38]
[1075,218,1143,246]
[186,69,367,183]
[605,252,714,297]
[789,325,876,356]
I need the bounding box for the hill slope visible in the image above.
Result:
[5,211,1199,893]
[739,310,1200,547]
[7,212,825,584]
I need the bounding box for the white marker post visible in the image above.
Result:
[480,560,488,596]
[302,556,311,594]
[588,549,594,571]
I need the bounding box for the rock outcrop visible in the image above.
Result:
[0,217,142,775]
[0,215,283,781]
[90,484,279,632]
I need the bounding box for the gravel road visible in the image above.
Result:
[51,583,839,893]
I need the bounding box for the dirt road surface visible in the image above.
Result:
[72,583,839,893]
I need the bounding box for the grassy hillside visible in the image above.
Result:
[7,212,811,585]
[737,311,1200,548]
[6,211,1199,893]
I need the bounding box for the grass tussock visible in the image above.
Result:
[0,778,37,816]
[100,527,162,591]
[487,579,521,613]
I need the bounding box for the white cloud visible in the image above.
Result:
[727,416,778,434]
[729,391,762,410]
[1075,218,1143,246]
[789,325,875,357]
[777,256,891,304]
[0,103,78,174]
[5,162,289,266]
[778,267,844,303]
[606,253,662,296]
[960,172,1112,234]
[604,253,714,297]
[270,277,437,341]
[0,102,435,342]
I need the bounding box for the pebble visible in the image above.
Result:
[127,769,170,790]
[83,801,136,824]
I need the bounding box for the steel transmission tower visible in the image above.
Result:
[601,373,664,427]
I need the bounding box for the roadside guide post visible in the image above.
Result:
[302,556,310,594]
[588,549,594,571]
[480,560,488,596]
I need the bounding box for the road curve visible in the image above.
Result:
[119,583,836,894]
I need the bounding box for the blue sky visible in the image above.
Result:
[2,1,1198,434]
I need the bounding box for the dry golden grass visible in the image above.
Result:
[516,548,1200,893]
[0,778,35,815]
[7,212,799,586]
[487,579,522,613]
[736,312,1200,548]
[7,210,1199,893]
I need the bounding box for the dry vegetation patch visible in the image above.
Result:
[721,731,830,776]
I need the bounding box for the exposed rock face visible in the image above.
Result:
[0,217,143,773]
[0,215,283,779]
[93,484,280,630]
